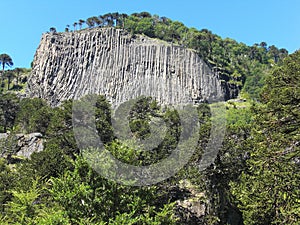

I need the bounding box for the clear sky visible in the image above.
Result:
[1,0,299,68]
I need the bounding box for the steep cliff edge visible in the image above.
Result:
[27,28,227,106]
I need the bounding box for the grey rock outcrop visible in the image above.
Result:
[27,28,225,107]
[15,133,44,158]
[0,132,44,159]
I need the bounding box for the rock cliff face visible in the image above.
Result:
[0,133,44,160]
[27,28,226,106]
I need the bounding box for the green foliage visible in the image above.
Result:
[94,95,114,144]
[48,165,96,222]
[0,148,177,224]
[46,100,79,157]
[230,51,300,224]
[106,97,182,166]
[128,97,160,140]
[0,53,13,90]
[0,158,16,212]
[4,181,41,224]
[241,61,269,99]
[15,98,52,134]
[48,155,176,224]
[134,17,155,37]
[34,206,71,225]
[105,140,142,166]
[18,144,73,182]
[1,80,298,224]
[1,178,71,225]
[0,11,296,224]
[0,93,19,132]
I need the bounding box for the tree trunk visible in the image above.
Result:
[7,76,11,90]
[1,65,4,89]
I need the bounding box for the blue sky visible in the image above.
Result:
[1,0,299,68]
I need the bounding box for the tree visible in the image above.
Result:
[49,27,57,33]
[3,181,40,224]
[119,13,128,28]
[78,19,85,29]
[268,45,280,63]
[46,100,79,157]
[103,13,114,26]
[95,16,103,27]
[86,17,95,28]
[86,16,101,27]
[0,93,19,132]
[279,48,289,61]
[13,67,23,86]
[73,22,78,31]
[111,12,119,26]
[0,54,13,87]
[15,98,52,134]
[168,21,186,43]
[65,24,70,32]
[135,17,155,37]
[139,11,152,18]
[94,95,114,143]
[19,143,73,182]
[1,178,71,225]
[4,70,14,90]
[48,154,177,224]
[259,41,268,51]
[0,158,16,212]
[231,51,300,224]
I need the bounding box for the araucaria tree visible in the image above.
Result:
[230,50,300,225]
[0,54,13,87]
[78,19,85,29]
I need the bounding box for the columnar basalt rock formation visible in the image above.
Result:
[27,28,226,106]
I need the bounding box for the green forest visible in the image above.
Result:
[0,12,299,225]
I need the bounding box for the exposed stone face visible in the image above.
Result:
[15,133,44,158]
[0,133,44,159]
[27,28,226,107]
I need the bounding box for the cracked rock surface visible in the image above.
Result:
[27,28,226,106]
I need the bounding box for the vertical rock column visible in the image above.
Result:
[27,28,224,106]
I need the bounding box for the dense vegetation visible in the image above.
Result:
[0,95,213,224]
[230,51,300,224]
[0,53,29,93]
[0,11,299,224]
